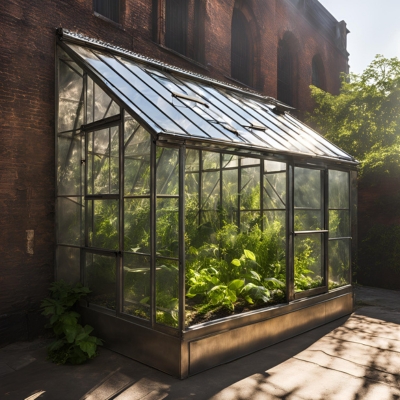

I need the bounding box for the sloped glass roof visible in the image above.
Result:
[59,30,356,163]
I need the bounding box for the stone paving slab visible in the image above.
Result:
[1,285,400,399]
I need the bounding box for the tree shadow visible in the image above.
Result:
[3,304,400,400]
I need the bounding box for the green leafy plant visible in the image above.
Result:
[294,237,323,291]
[186,220,286,321]
[41,281,103,365]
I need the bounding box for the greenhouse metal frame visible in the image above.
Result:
[55,29,357,378]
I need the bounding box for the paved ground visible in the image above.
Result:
[1,285,399,400]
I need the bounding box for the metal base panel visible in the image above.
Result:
[80,308,184,377]
[80,288,353,379]
[186,291,353,376]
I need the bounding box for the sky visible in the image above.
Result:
[319,0,400,75]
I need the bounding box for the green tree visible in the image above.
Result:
[309,55,400,289]
[309,55,400,180]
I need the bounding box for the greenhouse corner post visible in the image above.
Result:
[219,153,223,230]
[323,169,329,288]
[79,72,87,286]
[260,159,264,232]
[198,151,202,227]
[54,43,59,281]
[350,170,357,285]
[179,144,186,332]
[118,107,124,316]
[150,136,156,329]
[237,157,241,228]
[287,161,294,302]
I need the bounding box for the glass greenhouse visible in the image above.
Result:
[55,29,357,377]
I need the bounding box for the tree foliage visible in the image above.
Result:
[309,55,400,180]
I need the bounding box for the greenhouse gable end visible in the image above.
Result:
[56,29,357,378]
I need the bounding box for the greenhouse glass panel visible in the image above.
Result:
[124,198,150,254]
[240,163,261,230]
[156,198,179,258]
[263,210,286,254]
[222,168,239,225]
[295,210,322,231]
[202,171,220,210]
[122,59,234,141]
[124,124,151,196]
[240,165,260,210]
[185,173,199,226]
[202,151,220,169]
[263,179,285,209]
[57,132,83,196]
[103,54,217,140]
[263,169,286,210]
[222,154,239,168]
[85,252,116,311]
[156,258,179,327]
[329,210,350,238]
[294,234,323,292]
[57,196,83,246]
[294,166,325,292]
[240,211,260,231]
[329,170,350,209]
[294,168,321,209]
[185,149,200,171]
[86,127,119,195]
[58,58,83,133]
[86,76,120,124]
[329,239,351,288]
[87,199,119,250]
[328,170,351,288]
[157,147,179,195]
[123,253,151,320]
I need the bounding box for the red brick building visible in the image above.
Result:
[0,0,349,343]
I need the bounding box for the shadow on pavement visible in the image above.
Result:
[2,285,400,400]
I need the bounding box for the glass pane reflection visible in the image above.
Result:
[329,170,349,209]
[123,253,151,320]
[85,252,116,311]
[294,234,323,292]
[329,239,350,288]
[156,258,179,328]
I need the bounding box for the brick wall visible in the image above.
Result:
[0,0,349,343]
[356,179,400,290]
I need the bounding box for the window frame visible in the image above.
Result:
[153,0,206,64]
[93,0,123,26]
[231,7,253,87]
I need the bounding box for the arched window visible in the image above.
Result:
[277,33,297,107]
[231,7,252,86]
[312,55,326,90]
[165,0,188,56]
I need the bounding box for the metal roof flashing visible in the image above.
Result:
[56,28,357,166]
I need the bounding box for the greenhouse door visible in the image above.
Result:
[293,166,328,299]
[83,123,121,312]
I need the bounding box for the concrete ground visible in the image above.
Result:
[1,285,399,400]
